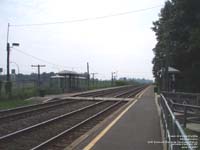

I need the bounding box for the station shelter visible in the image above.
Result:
[168,67,180,92]
[50,70,88,92]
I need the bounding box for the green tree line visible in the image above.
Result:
[152,0,200,92]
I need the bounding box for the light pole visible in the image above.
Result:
[5,23,20,96]
[111,72,116,86]
[6,43,20,80]
[87,62,90,89]
[91,73,98,88]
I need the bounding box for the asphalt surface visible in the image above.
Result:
[90,86,162,150]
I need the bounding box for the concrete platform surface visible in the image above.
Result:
[83,86,162,150]
[28,85,133,103]
[187,123,200,133]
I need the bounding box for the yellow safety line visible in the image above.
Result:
[83,87,149,150]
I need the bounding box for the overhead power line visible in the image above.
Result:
[10,5,162,27]
[13,47,79,70]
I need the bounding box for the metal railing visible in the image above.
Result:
[162,91,200,106]
[168,99,200,128]
[159,94,194,150]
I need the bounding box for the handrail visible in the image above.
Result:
[169,99,200,110]
[162,91,200,96]
[160,94,193,150]
[161,94,175,120]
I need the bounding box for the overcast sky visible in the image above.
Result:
[0,0,165,80]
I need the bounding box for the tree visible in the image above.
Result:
[152,0,200,92]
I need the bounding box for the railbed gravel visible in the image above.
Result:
[0,100,77,123]
[0,101,115,150]
[0,100,98,137]
[45,102,126,150]
[0,99,68,118]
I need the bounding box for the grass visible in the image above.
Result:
[0,81,130,110]
[0,99,33,110]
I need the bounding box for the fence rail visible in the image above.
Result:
[162,91,200,106]
[0,80,37,100]
[160,94,194,150]
[168,99,200,128]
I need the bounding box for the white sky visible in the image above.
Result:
[0,0,165,80]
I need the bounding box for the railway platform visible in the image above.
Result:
[74,86,162,150]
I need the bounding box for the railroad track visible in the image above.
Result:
[0,100,97,137]
[74,85,145,98]
[72,85,133,97]
[32,100,125,150]
[0,85,144,119]
[0,85,146,150]
[0,100,126,150]
[0,98,69,118]
[105,86,145,98]
[0,99,77,122]
[115,86,145,98]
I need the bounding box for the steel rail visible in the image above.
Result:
[73,85,134,97]
[0,99,79,122]
[93,85,139,98]
[31,100,124,150]
[0,86,133,118]
[0,85,131,115]
[0,98,67,117]
[0,85,143,149]
[0,100,106,141]
[0,85,128,116]
[0,85,138,117]
[114,86,145,98]
[74,85,137,97]
[97,89,127,98]
[126,87,144,98]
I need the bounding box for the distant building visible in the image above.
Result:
[50,70,88,92]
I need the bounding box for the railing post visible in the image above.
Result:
[183,105,187,128]
[161,93,194,150]
[160,96,167,141]
[172,119,178,150]
[167,136,169,150]
[177,94,181,103]
[197,94,200,106]
[170,100,174,112]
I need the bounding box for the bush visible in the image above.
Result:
[115,80,128,86]
[5,81,12,96]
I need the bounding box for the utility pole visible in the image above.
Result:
[6,42,10,83]
[6,23,20,96]
[31,65,46,88]
[111,72,116,86]
[87,62,90,89]
[6,23,10,84]
[91,73,98,88]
